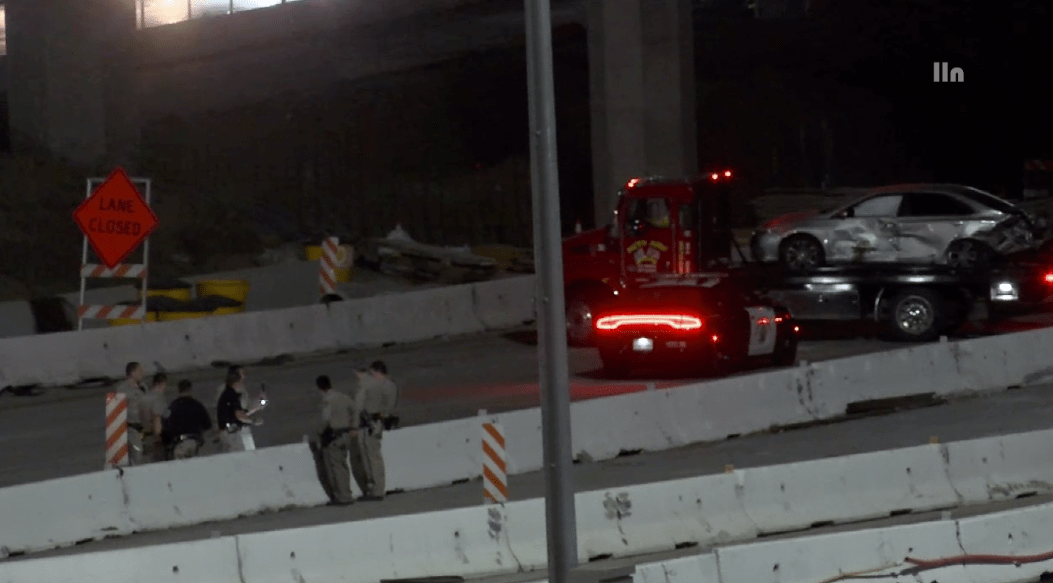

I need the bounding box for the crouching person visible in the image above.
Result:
[163,380,213,460]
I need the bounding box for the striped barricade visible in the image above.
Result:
[482,421,507,504]
[320,237,340,296]
[106,392,129,468]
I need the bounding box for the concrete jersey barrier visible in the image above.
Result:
[0,275,536,388]
[0,443,325,558]
[8,427,1053,579]
[379,324,1053,495]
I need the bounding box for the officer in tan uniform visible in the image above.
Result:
[351,360,399,500]
[117,362,148,465]
[312,375,355,505]
[142,372,170,463]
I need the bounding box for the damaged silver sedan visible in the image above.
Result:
[750,184,1049,272]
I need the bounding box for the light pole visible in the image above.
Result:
[523,0,578,582]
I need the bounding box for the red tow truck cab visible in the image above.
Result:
[562,173,738,346]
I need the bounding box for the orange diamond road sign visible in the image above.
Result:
[73,168,158,269]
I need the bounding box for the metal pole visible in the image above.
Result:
[140,180,151,325]
[524,1,577,582]
[78,179,93,331]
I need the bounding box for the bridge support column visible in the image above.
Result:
[587,0,697,228]
[5,0,139,167]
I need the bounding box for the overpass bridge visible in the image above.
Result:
[1,0,808,225]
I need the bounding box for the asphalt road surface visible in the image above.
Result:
[10,377,1053,564]
[0,324,937,489]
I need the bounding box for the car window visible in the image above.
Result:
[899,193,976,217]
[952,187,1018,213]
[850,194,903,217]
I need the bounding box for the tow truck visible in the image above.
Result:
[562,172,1053,346]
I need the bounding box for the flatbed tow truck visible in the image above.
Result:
[561,173,1053,345]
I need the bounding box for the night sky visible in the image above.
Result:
[767,0,1053,190]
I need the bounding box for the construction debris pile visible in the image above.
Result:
[360,225,533,284]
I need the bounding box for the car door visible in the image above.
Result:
[894,192,980,261]
[824,194,902,262]
[620,196,675,282]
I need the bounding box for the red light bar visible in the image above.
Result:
[1045,272,1053,284]
[724,170,732,177]
[710,173,719,180]
[595,314,704,331]
[757,317,770,326]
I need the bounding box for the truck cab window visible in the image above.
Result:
[626,198,671,231]
[679,204,695,231]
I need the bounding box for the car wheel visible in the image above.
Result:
[945,239,992,272]
[779,235,825,273]
[773,335,798,366]
[566,292,601,347]
[886,287,944,342]
[599,347,631,378]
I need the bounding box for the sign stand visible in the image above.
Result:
[75,175,154,330]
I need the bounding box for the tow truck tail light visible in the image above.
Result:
[1044,272,1053,284]
[595,314,704,331]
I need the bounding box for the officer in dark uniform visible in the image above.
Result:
[163,380,213,460]
[216,369,262,453]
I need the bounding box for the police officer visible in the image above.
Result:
[215,365,266,450]
[216,369,263,453]
[117,362,148,465]
[312,375,355,505]
[351,360,399,500]
[143,372,170,463]
[164,380,213,460]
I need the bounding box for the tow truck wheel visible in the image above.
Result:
[886,288,945,342]
[779,235,825,273]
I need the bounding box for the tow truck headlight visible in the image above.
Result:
[991,281,1019,302]
[632,337,654,352]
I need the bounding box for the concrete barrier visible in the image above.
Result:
[0,471,131,557]
[575,474,754,561]
[942,428,1053,504]
[0,537,241,583]
[713,520,968,583]
[121,443,329,531]
[0,444,325,558]
[739,443,959,535]
[465,325,1053,487]
[0,275,536,388]
[235,499,548,583]
[633,553,720,583]
[954,503,1053,583]
[382,416,482,492]
[11,447,1053,582]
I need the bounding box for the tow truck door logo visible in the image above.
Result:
[744,306,777,356]
[628,240,668,273]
